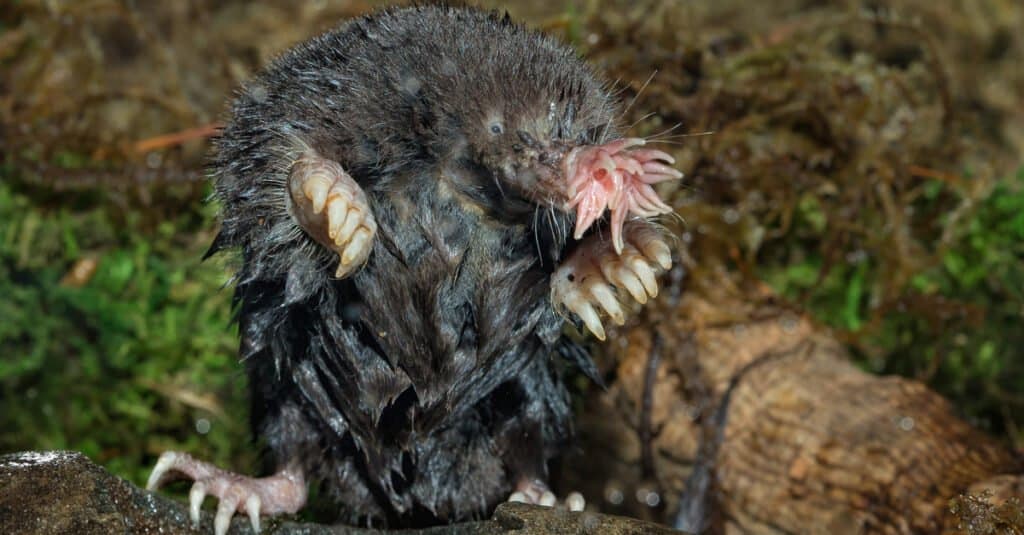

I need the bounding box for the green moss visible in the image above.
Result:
[0,178,254,486]
[764,169,1024,439]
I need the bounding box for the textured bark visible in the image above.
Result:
[558,281,1023,534]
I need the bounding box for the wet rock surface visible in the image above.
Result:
[0,451,680,535]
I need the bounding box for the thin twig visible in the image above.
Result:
[640,330,663,479]
[133,123,222,153]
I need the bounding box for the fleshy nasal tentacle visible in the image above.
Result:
[563,138,683,251]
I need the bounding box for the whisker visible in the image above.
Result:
[625,112,658,133]
[598,102,615,144]
[493,173,506,198]
[563,217,570,245]
[644,122,684,140]
[600,70,659,145]
[604,77,629,99]
[643,130,717,146]
[547,204,561,245]
[533,205,544,264]
[620,70,658,121]
[653,130,717,140]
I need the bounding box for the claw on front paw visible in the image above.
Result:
[508,479,586,512]
[551,222,672,340]
[288,152,377,279]
[147,451,307,535]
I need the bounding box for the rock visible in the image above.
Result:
[1,451,200,534]
[0,451,680,534]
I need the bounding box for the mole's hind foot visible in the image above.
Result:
[147,451,307,535]
[288,152,377,278]
[508,479,586,512]
[551,221,672,340]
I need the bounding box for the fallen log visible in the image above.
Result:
[558,278,1023,534]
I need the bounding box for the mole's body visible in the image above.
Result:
[148,6,679,533]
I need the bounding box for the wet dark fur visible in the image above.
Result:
[209,5,616,527]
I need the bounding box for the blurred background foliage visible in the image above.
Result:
[1,0,1022,498]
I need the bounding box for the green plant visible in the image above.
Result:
[0,178,254,486]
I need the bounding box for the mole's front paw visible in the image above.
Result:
[288,152,377,278]
[147,451,307,535]
[551,221,672,340]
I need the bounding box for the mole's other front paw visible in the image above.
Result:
[508,478,586,512]
[551,221,672,340]
[147,451,307,535]
[287,152,377,278]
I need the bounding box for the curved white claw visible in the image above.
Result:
[629,256,659,298]
[189,481,207,525]
[303,175,331,214]
[643,240,673,270]
[590,283,625,325]
[146,451,307,535]
[602,262,647,304]
[336,207,362,246]
[214,493,239,535]
[507,483,587,512]
[342,227,373,267]
[552,222,673,340]
[566,492,586,512]
[247,494,262,534]
[327,197,349,241]
[575,301,606,341]
[146,451,175,491]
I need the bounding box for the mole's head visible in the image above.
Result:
[444,69,680,253]
[464,107,599,216]
[436,45,618,228]
[398,8,679,250]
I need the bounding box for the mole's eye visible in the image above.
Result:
[489,122,504,135]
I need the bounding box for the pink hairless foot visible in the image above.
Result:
[563,138,682,253]
[147,451,307,535]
